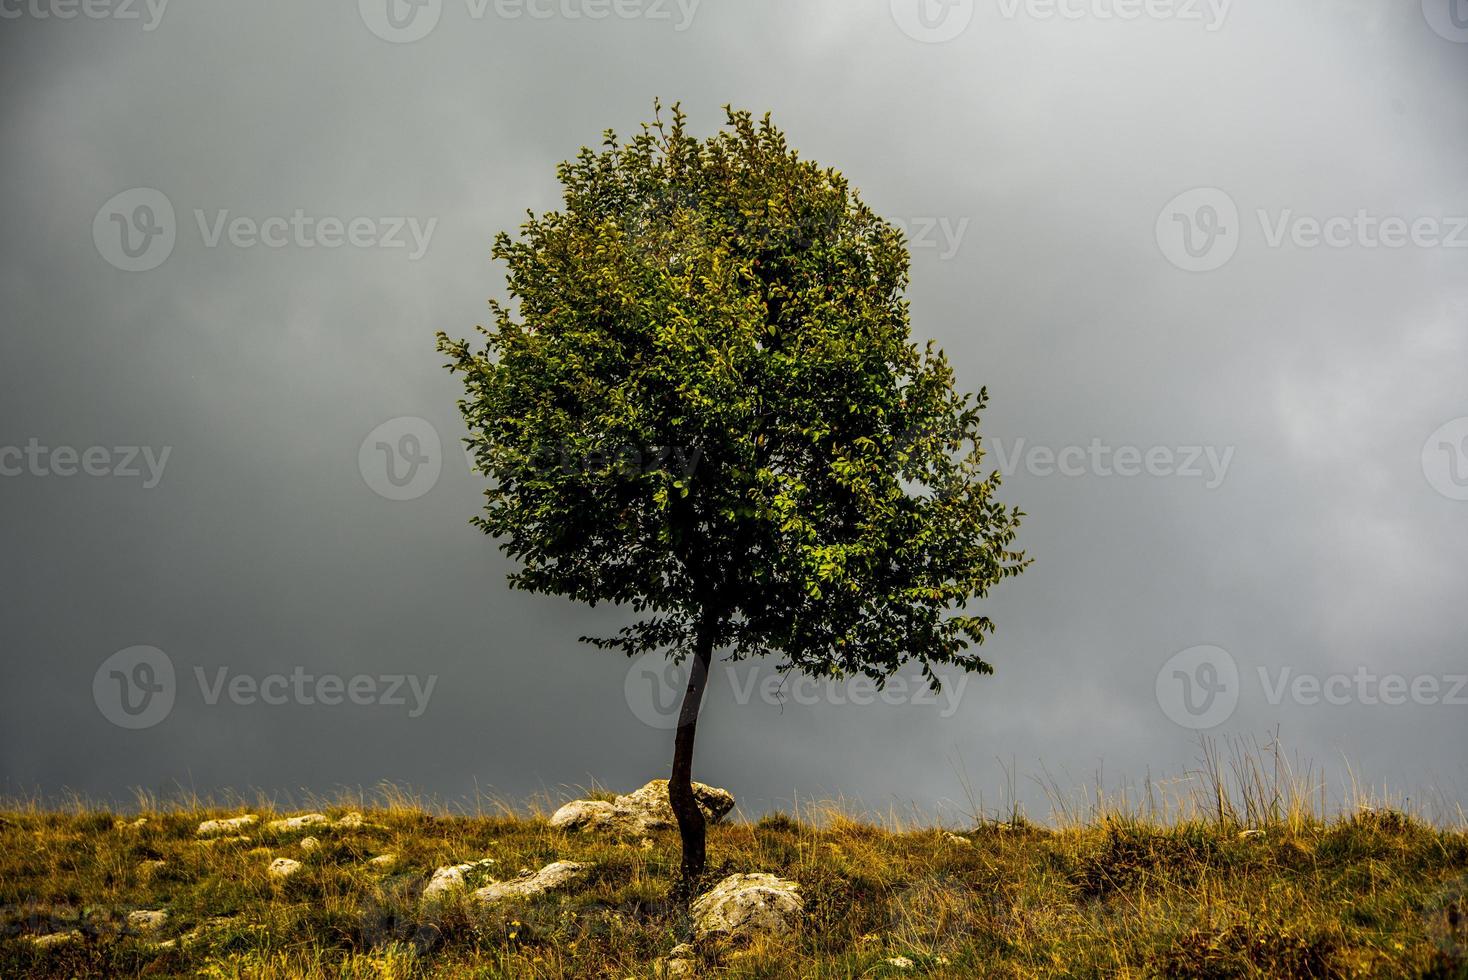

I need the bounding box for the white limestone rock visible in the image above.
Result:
[268,857,304,879]
[422,858,498,900]
[196,815,258,837]
[127,909,168,932]
[690,873,803,942]
[472,860,589,903]
[550,780,734,834]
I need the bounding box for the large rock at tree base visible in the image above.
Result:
[690,873,803,942]
[473,860,589,903]
[550,779,735,834]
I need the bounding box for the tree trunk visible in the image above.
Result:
[668,612,715,906]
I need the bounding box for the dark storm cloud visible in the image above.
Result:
[2,0,1465,821]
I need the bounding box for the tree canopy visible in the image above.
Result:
[438,103,1028,691]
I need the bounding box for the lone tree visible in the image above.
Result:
[439,103,1028,903]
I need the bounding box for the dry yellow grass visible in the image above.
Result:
[3,745,1466,978]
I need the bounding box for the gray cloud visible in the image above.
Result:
[2,0,1465,822]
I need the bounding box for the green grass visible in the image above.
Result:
[2,775,1466,978]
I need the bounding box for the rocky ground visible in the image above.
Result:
[2,781,1466,977]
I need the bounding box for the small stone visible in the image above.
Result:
[368,852,399,868]
[196,815,258,837]
[944,832,972,846]
[299,836,321,853]
[334,811,365,829]
[884,956,915,969]
[30,930,81,948]
[268,857,304,878]
[267,813,330,833]
[473,860,589,903]
[1238,829,1265,839]
[422,858,498,899]
[127,910,168,932]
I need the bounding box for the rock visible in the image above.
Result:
[268,857,304,878]
[29,930,81,948]
[368,853,398,868]
[137,859,167,877]
[943,832,973,846]
[422,858,498,899]
[127,910,168,932]
[114,817,149,830]
[299,836,321,853]
[550,799,618,829]
[334,811,365,829]
[690,873,803,942]
[1238,829,1265,839]
[473,860,589,903]
[267,813,330,833]
[663,942,699,977]
[884,956,916,969]
[550,779,734,834]
[196,815,258,837]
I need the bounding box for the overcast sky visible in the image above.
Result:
[1,0,1465,823]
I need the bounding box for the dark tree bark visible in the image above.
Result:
[668,610,716,906]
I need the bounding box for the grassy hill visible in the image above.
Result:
[3,784,1466,978]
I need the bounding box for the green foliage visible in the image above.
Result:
[438,102,1028,685]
